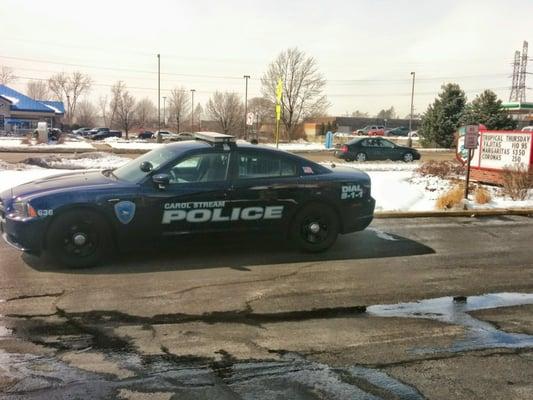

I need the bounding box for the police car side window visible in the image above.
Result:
[238,152,298,179]
[167,152,229,184]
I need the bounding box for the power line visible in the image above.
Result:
[0,55,245,80]
[1,55,510,85]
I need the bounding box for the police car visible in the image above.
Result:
[0,132,375,268]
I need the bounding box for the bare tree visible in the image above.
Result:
[48,71,92,124]
[168,87,189,133]
[194,103,204,130]
[206,92,243,135]
[248,97,275,125]
[0,66,17,85]
[26,80,51,100]
[98,95,109,127]
[135,98,156,129]
[75,100,98,127]
[110,81,136,139]
[261,47,328,141]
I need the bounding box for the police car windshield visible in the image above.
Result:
[112,147,177,183]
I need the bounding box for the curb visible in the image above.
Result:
[375,208,533,218]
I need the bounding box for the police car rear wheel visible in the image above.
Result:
[47,210,110,268]
[290,204,339,252]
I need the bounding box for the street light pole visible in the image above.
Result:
[408,71,416,147]
[163,96,166,128]
[157,54,161,143]
[243,75,250,139]
[190,89,195,132]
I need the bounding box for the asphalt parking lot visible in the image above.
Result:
[1,215,533,399]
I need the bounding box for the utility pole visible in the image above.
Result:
[408,71,415,148]
[243,75,250,139]
[66,94,70,127]
[510,50,521,102]
[518,41,529,103]
[162,96,166,128]
[190,89,195,132]
[157,54,161,143]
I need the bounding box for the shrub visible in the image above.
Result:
[501,166,533,200]
[436,184,464,209]
[417,160,465,179]
[474,186,491,204]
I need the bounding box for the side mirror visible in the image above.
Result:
[152,173,170,190]
[140,161,153,173]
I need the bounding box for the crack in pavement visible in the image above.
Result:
[138,261,321,302]
[5,291,65,302]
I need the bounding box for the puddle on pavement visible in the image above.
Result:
[3,292,533,399]
[368,292,533,353]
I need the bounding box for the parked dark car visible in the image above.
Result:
[386,127,410,137]
[86,127,109,136]
[0,132,375,267]
[335,137,421,162]
[89,130,122,140]
[138,131,155,139]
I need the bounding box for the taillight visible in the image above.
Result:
[341,145,348,153]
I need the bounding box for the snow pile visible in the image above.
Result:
[21,152,130,170]
[368,172,533,212]
[264,141,327,152]
[0,167,72,194]
[322,161,419,172]
[104,138,164,151]
[0,138,94,151]
[0,159,531,212]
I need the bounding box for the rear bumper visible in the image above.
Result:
[341,197,375,234]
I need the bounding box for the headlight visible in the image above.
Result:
[12,201,38,218]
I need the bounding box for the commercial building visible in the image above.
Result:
[0,84,65,133]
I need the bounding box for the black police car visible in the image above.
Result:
[0,132,375,268]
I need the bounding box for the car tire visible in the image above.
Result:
[290,203,339,253]
[46,209,111,268]
[403,152,414,162]
[355,152,367,162]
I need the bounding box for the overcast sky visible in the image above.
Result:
[1,0,531,117]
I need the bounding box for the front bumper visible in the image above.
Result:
[0,214,46,253]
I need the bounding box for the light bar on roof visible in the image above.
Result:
[194,132,236,143]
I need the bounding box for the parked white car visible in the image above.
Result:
[521,126,533,132]
[155,130,180,141]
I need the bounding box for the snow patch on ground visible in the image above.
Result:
[321,161,418,172]
[103,137,164,151]
[21,153,130,170]
[0,168,74,194]
[0,158,531,212]
[0,138,94,151]
[264,142,327,152]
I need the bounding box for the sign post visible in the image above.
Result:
[463,125,479,201]
[275,78,282,148]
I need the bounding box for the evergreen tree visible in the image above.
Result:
[419,83,466,148]
[460,90,517,130]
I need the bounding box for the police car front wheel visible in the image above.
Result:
[46,210,111,268]
[290,204,339,253]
